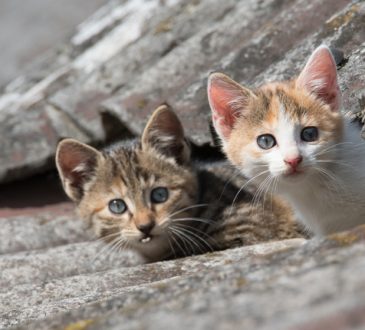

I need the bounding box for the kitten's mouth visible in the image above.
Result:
[287,170,302,176]
[283,168,305,179]
[140,236,152,244]
[285,167,304,175]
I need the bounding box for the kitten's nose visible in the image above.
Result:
[284,156,303,169]
[137,221,155,235]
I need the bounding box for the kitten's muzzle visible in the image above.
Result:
[283,156,304,175]
[284,156,303,170]
[137,221,155,235]
[137,221,156,244]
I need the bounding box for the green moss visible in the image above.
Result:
[326,3,360,30]
[328,232,359,246]
[136,98,147,109]
[235,277,247,288]
[154,18,173,35]
[152,282,169,290]
[64,319,94,330]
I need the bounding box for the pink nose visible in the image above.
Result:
[284,156,303,169]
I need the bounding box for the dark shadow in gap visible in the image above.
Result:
[0,170,68,209]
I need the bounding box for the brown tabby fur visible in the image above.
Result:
[56,105,305,262]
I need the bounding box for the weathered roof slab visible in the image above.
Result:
[0,0,364,182]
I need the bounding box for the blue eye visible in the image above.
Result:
[257,134,276,149]
[151,187,169,203]
[108,199,127,214]
[301,127,318,142]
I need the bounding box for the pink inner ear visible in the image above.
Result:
[297,46,340,111]
[155,109,184,140]
[59,148,85,175]
[58,143,97,186]
[209,85,237,129]
[208,75,248,139]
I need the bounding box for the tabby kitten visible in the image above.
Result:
[56,105,303,262]
[207,45,365,236]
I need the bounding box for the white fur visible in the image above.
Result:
[72,163,87,173]
[281,118,365,235]
[240,114,365,236]
[208,46,364,235]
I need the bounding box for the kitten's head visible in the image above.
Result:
[56,105,198,261]
[207,45,343,188]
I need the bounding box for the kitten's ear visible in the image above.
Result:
[207,72,255,142]
[296,45,341,112]
[142,104,190,165]
[56,139,102,202]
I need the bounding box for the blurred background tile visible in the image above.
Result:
[0,0,108,87]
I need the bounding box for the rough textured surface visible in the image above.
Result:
[1,1,365,329]
[1,218,365,329]
[1,0,365,182]
[0,0,108,87]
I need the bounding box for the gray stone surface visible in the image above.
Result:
[0,220,364,329]
[0,214,90,255]
[0,0,188,182]
[1,0,364,182]
[0,0,108,87]
[104,0,353,143]
[1,2,365,330]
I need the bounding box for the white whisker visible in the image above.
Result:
[170,225,206,254]
[173,222,218,250]
[168,204,208,218]
[171,217,214,225]
[168,227,192,256]
[229,169,270,215]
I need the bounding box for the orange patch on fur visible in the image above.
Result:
[225,79,344,167]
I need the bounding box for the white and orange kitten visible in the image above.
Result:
[207,45,365,235]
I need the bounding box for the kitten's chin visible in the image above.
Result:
[130,234,171,261]
[133,234,165,246]
[279,170,309,183]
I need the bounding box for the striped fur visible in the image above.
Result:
[56,105,304,262]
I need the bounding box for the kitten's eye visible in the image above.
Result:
[257,134,276,150]
[301,127,318,142]
[108,199,127,214]
[151,187,169,203]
